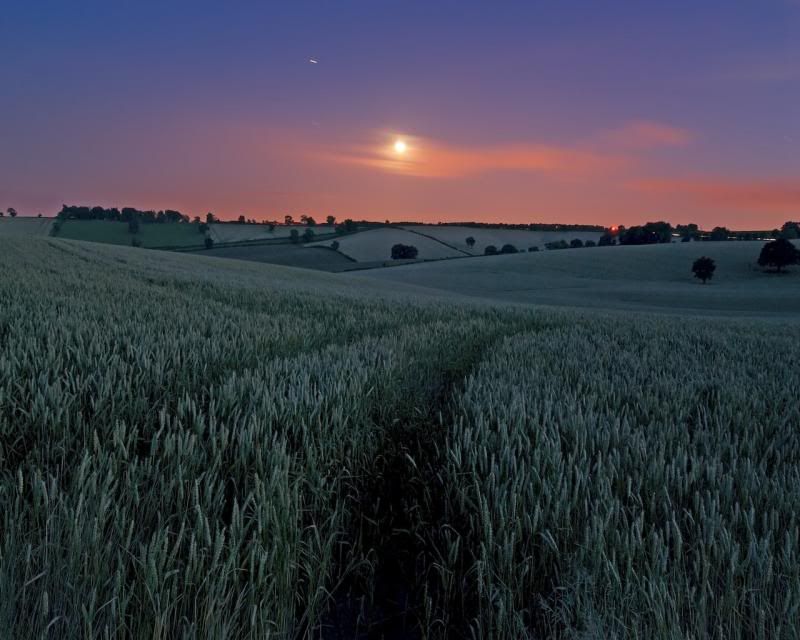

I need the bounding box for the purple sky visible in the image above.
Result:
[2,0,799,228]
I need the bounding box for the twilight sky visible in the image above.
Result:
[2,0,799,228]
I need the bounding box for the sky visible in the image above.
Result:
[1,0,799,229]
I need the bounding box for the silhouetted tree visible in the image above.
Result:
[466,236,476,249]
[326,215,336,226]
[780,221,800,240]
[570,238,584,248]
[267,224,275,233]
[692,256,716,284]
[290,229,300,244]
[7,208,17,218]
[391,244,418,259]
[206,212,217,224]
[330,240,340,251]
[758,238,800,272]
[305,216,317,227]
[0,211,4,218]
[585,240,596,247]
[619,221,672,245]
[302,228,315,242]
[238,215,246,224]
[598,232,615,246]
[285,214,294,225]
[484,245,498,255]
[676,223,700,241]
[500,243,518,254]
[335,219,357,234]
[545,240,569,250]
[709,227,730,242]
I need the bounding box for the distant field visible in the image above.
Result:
[310,227,466,261]
[357,240,800,316]
[3,236,800,638]
[0,216,53,236]
[209,223,336,243]
[194,242,356,271]
[57,220,204,248]
[401,224,604,254]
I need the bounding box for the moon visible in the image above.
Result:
[393,139,408,154]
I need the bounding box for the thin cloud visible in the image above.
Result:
[592,120,694,150]
[323,135,628,179]
[632,176,800,213]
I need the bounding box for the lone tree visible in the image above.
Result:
[758,238,800,272]
[484,245,498,255]
[330,240,340,251]
[391,243,418,259]
[7,207,17,218]
[466,236,476,249]
[302,228,315,242]
[326,215,336,226]
[500,243,518,254]
[692,256,716,284]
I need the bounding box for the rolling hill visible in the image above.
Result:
[355,240,800,316]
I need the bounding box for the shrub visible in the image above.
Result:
[302,228,315,243]
[570,238,584,248]
[529,246,539,252]
[500,244,518,254]
[758,238,800,272]
[692,256,716,283]
[545,240,569,250]
[391,243,418,259]
[330,240,340,251]
[584,240,596,248]
[484,245,498,255]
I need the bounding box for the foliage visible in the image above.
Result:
[544,240,569,250]
[127,217,140,234]
[692,256,716,283]
[335,219,358,234]
[204,236,214,249]
[709,226,730,242]
[290,228,300,244]
[302,228,316,242]
[499,244,518,254]
[330,240,340,251]
[58,205,188,224]
[619,221,672,245]
[484,245,498,255]
[391,243,418,259]
[758,238,800,272]
[584,240,596,247]
[326,215,337,226]
[466,236,476,248]
[7,208,17,218]
[570,238,584,248]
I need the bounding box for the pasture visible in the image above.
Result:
[400,224,604,254]
[358,240,800,316]
[2,236,799,638]
[209,223,336,244]
[55,220,205,248]
[309,227,466,262]
[0,216,53,237]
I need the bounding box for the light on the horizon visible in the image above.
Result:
[394,139,408,154]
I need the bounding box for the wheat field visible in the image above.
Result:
[2,237,799,638]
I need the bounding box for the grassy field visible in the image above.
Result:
[401,225,604,254]
[310,227,466,261]
[0,217,53,237]
[209,223,336,244]
[56,220,205,248]
[2,237,800,638]
[359,240,800,316]
[194,243,357,271]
